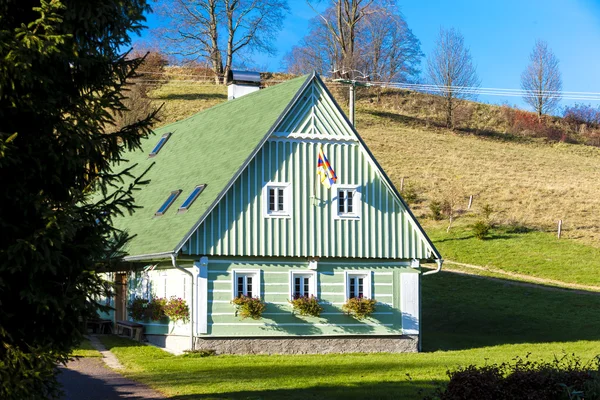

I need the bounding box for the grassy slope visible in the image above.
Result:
[100,271,600,399]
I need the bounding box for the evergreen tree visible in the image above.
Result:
[0,1,156,397]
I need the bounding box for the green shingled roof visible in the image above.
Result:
[111,74,310,259]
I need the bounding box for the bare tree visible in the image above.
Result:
[521,40,562,119]
[155,0,289,84]
[286,1,422,83]
[426,27,480,129]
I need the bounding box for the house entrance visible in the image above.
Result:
[115,273,127,321]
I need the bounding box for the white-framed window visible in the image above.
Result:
[289,270,317,299]
[333,185,361,219]
[344,271,372,300]
[262,182,292,218]
[232,269,261,299]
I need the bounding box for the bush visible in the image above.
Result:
[472,220,491,240]
[231,295,266,320]
[146,298,167,321]
[129,297,149,320]
[426,354,600,400]
[289,295,323,317]
[129,297,167,321]
[429,200,444,220]
[402,182,420,205]
[164,297,190,323]
[342,297,377,320]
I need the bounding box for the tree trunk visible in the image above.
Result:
[446,95,453,129]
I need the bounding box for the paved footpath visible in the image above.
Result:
[58,336,165,400]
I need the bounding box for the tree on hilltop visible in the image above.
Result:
[155,0,289,84]
[426,27,480,129]
[285,0,422,83]
[521,40,562,120]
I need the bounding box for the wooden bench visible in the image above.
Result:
[86,318,113,334]
[115,320,144,341]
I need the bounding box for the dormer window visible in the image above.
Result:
[155,190,182,216]
[263,182,291,218]
[178,184,206,213]
[149,132,171,157]
[334,185,361,219]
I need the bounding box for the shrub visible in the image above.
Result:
[129,297,150,320]
[402,182,420,205]
[128,297,166,321]
[289,295,323,317]
[231,295,266,320]
[481,203,494,220]
[426,354,600,400]
[342,297,377,320]
[164,297,190,323]
[472,220,491,240]
[429,200,444,220]
[146,297,167,321]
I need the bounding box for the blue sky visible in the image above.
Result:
[137,0,600,110]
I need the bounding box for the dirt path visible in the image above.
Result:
[442,260,600,295]
[58,335,165,400]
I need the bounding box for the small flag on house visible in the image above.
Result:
[317,145,337,189]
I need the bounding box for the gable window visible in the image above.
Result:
[155,190,182,216]
[289,271,317,299]
[263,182,291,218]
[232,270,261,299]
[344,271,372,300]
[149,132,171,157]
[178,184,206,213]
[334,185,361,219]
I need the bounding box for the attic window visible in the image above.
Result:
[178,184,206,213]
[149,132,171,157]
[155,190,182,216]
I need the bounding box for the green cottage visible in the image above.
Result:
[104,72,443,354]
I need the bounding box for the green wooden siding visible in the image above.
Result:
[183,77,435,260]
[273,78,354,139]
[184,139,433,259]
[205,259,415,337]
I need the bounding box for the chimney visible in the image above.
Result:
[226,70,261,100]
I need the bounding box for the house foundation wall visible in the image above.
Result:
[193,335,419,354]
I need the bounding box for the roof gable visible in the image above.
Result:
[112,74,310,259]
[179,75,441,260]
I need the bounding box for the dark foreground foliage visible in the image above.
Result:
[426,354,600,400]
[0,0,156,398]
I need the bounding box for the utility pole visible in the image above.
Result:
[333,79,370,127]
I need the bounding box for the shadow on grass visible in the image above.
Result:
[457,126,532,144]
[165,380,441,400]
[154,93,227,101]
[422,270,600,352]
[363,109,432,129]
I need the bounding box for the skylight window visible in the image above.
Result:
[155,190,182,216]
[178,184,207,213]
[149,132,171,157]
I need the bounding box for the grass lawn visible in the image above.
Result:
[98,271,600,399]
[70,338,101,358]
[425,222,600,286]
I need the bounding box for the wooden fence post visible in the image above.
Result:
[400,177,405,192]
[467,195,473,210]
[557,220,562,239]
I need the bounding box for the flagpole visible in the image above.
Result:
[312,144,318,206]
